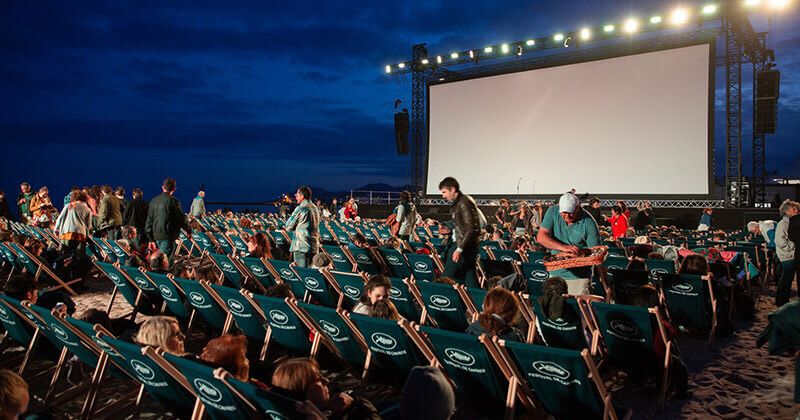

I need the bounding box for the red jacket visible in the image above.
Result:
[609,214,629,238]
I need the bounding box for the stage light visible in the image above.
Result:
[398,63,405,68]
[769,0,790,7]
[650,15,662,24]
[517,45,523,55]
[484,46,493,53]
[526,39,535,46]
[671,8,689,24]
[450,52,458,59]
[385,65,391,73]
[604,24,615,32]
[745,0,761,5]
[437,55,442,63]
[702,4,717,13]
[421,58,429,64]
[624,19,639,33]
[469,50,474,58]
[553,33,564,41]
[580,28,591,40]
[501,44,509,53]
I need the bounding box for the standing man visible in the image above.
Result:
[16,183,34,223]
[439,177,484,289]
[537,192,600,281]
[97,185,123,239]
[190,191,206,218]
[584,197,603,226]
[0,191,14,221]
[775,200,799,307]
[395,191,417,241]
[123,188,149,245]
[145,178,190,264]
[284,186,321,268]
[495,199,512,225]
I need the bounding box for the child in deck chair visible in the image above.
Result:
[352,275,392,316]
[466,288,524,342]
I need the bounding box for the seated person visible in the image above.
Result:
[136,316,196,359]
[0,369,29,420]
[310,253,333,270]
[647,252,666,260]
[351,232,368,248]
[371,300,401,321]
[264,283,294,299]
[246,232,273,259]
[626,257,647,271]
[352,275,391,316]
[200,334,268,390]
[148,251,169,274]
[465,288,524,342]
[388,366,455,420]
[678,254,712,276]
[77,308,137,342]
[748,220,777,246]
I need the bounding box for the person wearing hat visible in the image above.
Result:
[536,192,600,281]
[439,177,485,289]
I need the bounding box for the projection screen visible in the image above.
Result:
[425,42,713,198]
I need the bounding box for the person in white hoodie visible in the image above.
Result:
[54,190,92,258]
[775,199,800,307]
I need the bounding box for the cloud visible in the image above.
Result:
[297,71,342,83]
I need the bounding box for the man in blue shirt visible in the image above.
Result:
[284,186,321,268]
[537,192,600,280]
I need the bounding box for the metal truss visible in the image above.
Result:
[751,32,769,205]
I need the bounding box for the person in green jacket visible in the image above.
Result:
[97,185,123,239]
[145,178,191,265]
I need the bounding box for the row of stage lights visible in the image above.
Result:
[385,0,791,74]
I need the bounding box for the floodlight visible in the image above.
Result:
[553,33,564,41]
[526,39,535,46]
[451,52,458,59]
[385,65,391,73]
[769,0,790,7]
[650,16,662,24]
[484,46,493,53]
[501,44,509,53]
[421,59,429,64]
[745,0,761,5]
[671,8,689,24]
[437,55,442,63]
[398,63,405,68]
[604,24,615,32]
[580,28,591,40]
[702,4,717,13]
[624,19,639,33]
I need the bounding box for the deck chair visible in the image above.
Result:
[373,227,392,243]
[331,228,351,245]
[456,285,488,319]
[222,370,304,419]
[659,273,717,346]
[246,294,312,356]
[529,298,592,351]
[519,262,551,297]
[148,272,192,320]
[414,226,431,242]
[478,259,518,284]
[608,269,650,305]
[119,266,164,308]
[264,259,307,299]
[321,244,355,272]
[329,271,367,309]
[227,234,250,257]
[292,266,341,307]
[0,295,61,375]
[89,238,119,263]
[497,341,629,419]
[525,251,549,264]
[490,248,523,263]
[208,253,246,288]
[95,261,147,318]
[386,277,421,322]
[376,248,412,279]
[645,259,676,283]
[347,315,430,379]
[345,246,382,275]
[211,233,235,256]
[405,252,437,281]
[413,280,470,331]
[289,301,368,371]
[10,243,78,296]
[603,256,630,271]
[319,224,337,244]
[607,246,628,258]
[588,301,673,408]
[173,277,231,331]
[237,256,277,290]
[193,231,217,253]
[104,239,131,262]
[209,284,270,358]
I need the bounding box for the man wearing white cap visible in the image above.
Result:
[537,192,600,281]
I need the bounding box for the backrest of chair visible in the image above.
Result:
[210,253,244,288]
[530,298,587,350]
[603,256,629,271]
[0,297,34,346]
[95,262,140,307]
[463,287,488,312]
[608,269,650,305]
[173,277,227,329]
[92,240,119,263]
[331,228,351,245]
[405,253,436,281]
[321,245,353,272]
[106,239,129,260]
[502,341,603,419]
[119,266,160,301]
[479,259,517,279]
[491,249,522,263]
[330,271,364,308]
[659,273,711,329]
[211,233,234,255]
[225,376,304,420]
[211,285,266,339]
[525,251,549,264]
[414,227,430,241]
[292,266,338,308]
[250,295,311,354]
[519,262,551,297]
[297,302,366,367]
[164,353,250,419]
[590,301,658,374]
[645,259,676,282]
[238,257,276,290]
[100,336,195,417]
[388,278,420,322]
[194,231,216,252]
[63,316,129,379]
[265,259,305,299]
[27,304,99,369]
[377,248,412,279]
[148,273,190,319]
[418,326,507,410]
[10,243,40,274]
[606,246,627,258]
[415,281,468,331]
[347,246,381,275]
[319,224,336,243]
[227,235,249,256]
[350,314,423,376]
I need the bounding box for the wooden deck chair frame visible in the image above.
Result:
[197,280,236,334]
[141,346,203,420]
[95,261,142,320]
[88,237,115,263]
[0,298,59,382]
[284,298,362,371]
[238,290,287,361]
[403,278,438,328]
[13,244,79,296]
[93,327,148,420]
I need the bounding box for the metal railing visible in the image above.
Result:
[349,190,402,205]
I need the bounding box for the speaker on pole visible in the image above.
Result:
[756,69,779,134]
[394,109,410,155]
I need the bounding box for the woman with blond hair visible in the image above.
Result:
[136,316,188,356]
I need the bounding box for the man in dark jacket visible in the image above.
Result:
[97,185,123,239]
[0,191,14,221]
[145,178,191,264]
[16,182,34,223]
[123,188,149,242]
[439,177,483,289]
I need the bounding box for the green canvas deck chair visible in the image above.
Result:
[119,266,164,308]
[264,259,307,299]
[497,341,630,419]
[95,261,145,318]
[10,243,79,296]
[90,238,119,263]
[376,248,412,279]
[454,285,487,322]
[146,272,189,320]
[105,239,131,262]
[236,256,277,290]
[603,256,629,271]
[96,334,196,419]
[208,252,246,288]
[179,230,203,257]
[478,258,519,284]
[405,252,437,281]
[247,294,312,356]
[330,228,351,245]
[607,246,628,258]
[588,301,672,408]
[319,224,337,244]
[412,280,469,331]
[358,228,380,247]
[608,269,650,305]
[227,234,249,257]
[329,271,367,309]
[414,327,538,418]
[525,251,549,264]
[321,244,354,272]
[290,302,368,373]
[346,315,431,379]
[266,231,290,255]
[659,273,717,346]
[490,248,523,263]
[529,298,592,351]
[0,295,61,376]
[413,226,430,242]
[645,259,676,283]
[344,246,382,275]
[211,233,235,255]
[292,266,341,308]
[519,262,551,297]
[379,277,420,323]
[173,278,231,331]
[222,371,304,419]
[208,284,271,358]
[193,231,217,253]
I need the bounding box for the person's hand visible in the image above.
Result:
[295,401,326,420]
[602,215,609,221]
[452,249,462,263]
[562,245,580,255]
[328,392,353,414]
[148,242,157,252]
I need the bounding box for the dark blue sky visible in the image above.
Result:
[1,1,798,209]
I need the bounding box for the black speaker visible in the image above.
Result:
[755,98,778,134]
[394,111,410,155]
[757,69,780,100]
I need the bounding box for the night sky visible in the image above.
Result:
[1,1,799,211]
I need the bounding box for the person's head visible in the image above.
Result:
[359,275,392,306]
[23,239,43,256]
[246,232,272,259]
[647,251,665,260]
[478,288,518,336]
[0,369,28,420]
[780,199,800,219]
[149,251,169,271]
[264,283,294,299]
[132,188,143,199]
[434,276,456,285]
[19,183,30,194]
[703,207,713,215]
[76,308,112,331]
[198,191,205,198]
[37,187,48,198]
[438,222,452,235]
[194,266,218,283]
[634,235,652,245]
[630,284,660,309]
[116,239,131,252]
[747,221,761,235]
[492,230,504,241]
[624,228,636,238]
[171,262,193,280]
[611,205,621,217]
[271,358,330,405]
[589,197,601,209]
[162,178,176,193]
[115,186,125,198]
[296,186,311,203]
[331,198,337,204]
[352,232,367,247]
[438,177,460,201]
[511,236,528,251]
[3,275,38,305]
[311,253,333,270]
[121,225,137,241]
[499,199,509,208]
[371,300,401,321]
[626,257,646,271]
[400,190,411,203]
[713,231,727,242]
[101,185,112,196]
[69,190,86,203]
[201,335,250,381]
[399,366,455,420]
[542,276,568,298]
[136,316,184,355]
[385,236,402,250]
[557,193,581,224]
[617,201,628,213]
[678,254,711,276]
